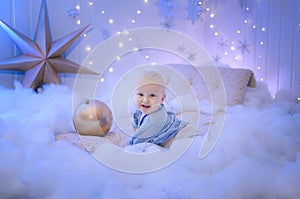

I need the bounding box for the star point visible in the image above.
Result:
[0,0,94,89]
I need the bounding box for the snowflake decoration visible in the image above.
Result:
[187,51,197,62]
[177,44,186,54]
[185,0,205,24]
[155,0,177,28]
[212,54,221,63]
[239,0,248,10]
[101,28,110,39]
[238,38,251,53]
[217,38,229,49]
[67,7,80,18]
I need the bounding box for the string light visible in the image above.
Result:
[100,77,105,83]
[131,19,136,24]
[118,42,124,48]
[86,46,91,51]
[137,10,141,14]
[101,10,105,14]
[210,13,215,18]
[76,19,81,25]
[145,54,150,59]
[108,18,114,24]
[257,66,261,70]
[209,24,214,29]
[260,41,264,45]
[109,67,114,73]
[214,32,218,36]
[236,30,241,34]
[261,27,266,31]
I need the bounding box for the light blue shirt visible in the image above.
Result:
[130,104,188,145]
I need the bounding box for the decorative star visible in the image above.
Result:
[238,38,251,54]
[0,0,94,89]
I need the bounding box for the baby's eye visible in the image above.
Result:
[137,93,144,97]
[150,94,156,97]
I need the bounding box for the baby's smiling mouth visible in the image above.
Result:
[141,104,151,108]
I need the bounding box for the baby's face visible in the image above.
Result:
[134,84,166,114]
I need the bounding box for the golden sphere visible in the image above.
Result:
[73,99,113,136]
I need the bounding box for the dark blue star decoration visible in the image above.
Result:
[238,38,251,54]
[185,0,205,24]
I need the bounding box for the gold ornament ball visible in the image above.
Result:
[73,99,113,136]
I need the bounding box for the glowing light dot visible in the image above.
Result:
[100,78,105,83]
[258,55,262,58]
[86,46,91,51]
[118,42,124,48]
[131,19,136,24]
[117,31,121,35]
[145,55,150,59]
[253,25,256,29]
[137,10,141,14]
[128,38,133,42]
[116,56,121,61]
[133,47,139,52]
[101,10,105,14]
[260,78,264,81]
[83,33,87,37]
[76,19,81,25]
[246,7,250,11]
[109,67,114,73]
[214,32,218,36]
[224,52,228,55]
[144,0,148,3]
[260,41,264,45]
[108,19,114,24]
[234,56,239,60]
[257,66,261,70]
[297,97,300,101]
[209,24,214,29]
[88,1,93,6]
[237,30,241,34]
[206,8,210,11]
[230,46,235,51]
[210,13,215,18]
[244,20,248,24]
[198,1,202,5]
[89,61,93,65]
[75,5,80,10]
[261,27,266,31]
[151,62,156,65]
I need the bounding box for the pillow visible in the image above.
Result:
[167,64,256,106]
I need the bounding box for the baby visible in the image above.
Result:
[129,70,188,147]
